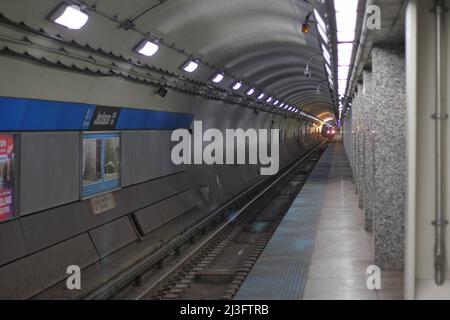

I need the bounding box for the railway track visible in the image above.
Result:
[87,141,328,300]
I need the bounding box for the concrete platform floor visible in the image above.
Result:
[303,142,404,300]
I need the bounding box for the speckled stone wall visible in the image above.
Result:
[356,84,365,209]
[362,71,375,231]
[343,111,353,169]
[351,89,360,193]
[372,45,406,270]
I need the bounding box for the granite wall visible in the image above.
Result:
[371,45,406,270]
[362,71,375,231]
[356,84,365,209]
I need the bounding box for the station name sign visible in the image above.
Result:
[82,106,121,131]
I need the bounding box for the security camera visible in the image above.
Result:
[304,69,311,78]
[155,86,168,98]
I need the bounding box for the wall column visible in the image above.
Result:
[372,45,407,270]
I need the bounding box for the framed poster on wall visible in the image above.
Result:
[82,132,121,198]
[0,134,15,222]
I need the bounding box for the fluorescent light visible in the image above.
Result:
[181,60,199,73]
[279,103,285,108]
[314,9,329,44]
[211,73,224,83]
[266,97,273,103]
[318,25,329,44]
[231,82,242,90]
[325,63,332,77]
[135,40,159,57]
[314,9,327,34]
[322,45,331,65]
[246,88,255,96]
[52,5,89,30]
[338,43,353,66]
[338,66,350,80]
[335,11,357,32]
[273,100,279,106]
[334,0,359,12]
[339,80,347,88]
[257,93,265,100]
[337,30,355,42]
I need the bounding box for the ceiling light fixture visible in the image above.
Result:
[135,40,159,57]
[231,82,242,90]
[50,4,89,30]
[181,60,199,73]
[211,73,224,83]
[302,11,314,33]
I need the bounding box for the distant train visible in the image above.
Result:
[322,126,337,140]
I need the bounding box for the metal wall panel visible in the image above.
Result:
[133,205,165,235]
[21,202,87,253]
[89,217,138,258]
[20,132,80,215]
[0,220,28,266]
[29,233,99,289]
[147,172,190,202]
[122,131,181,187]
[0,257,44,299]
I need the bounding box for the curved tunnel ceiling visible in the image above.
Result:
[0,0,335,120]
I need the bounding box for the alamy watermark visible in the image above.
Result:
[367,5,382,30]
[366,265,382,290]
[171,121,280,176]
[66,265,81,290]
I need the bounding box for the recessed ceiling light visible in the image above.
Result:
[257,93,265,100]
[51,4,89,30]
[211,73,224,83]
[135,40,159,57]
[273,100,279,106]
[246,88,255,96]
[266,97,273,103]
[181,60,199,73]
[231,82,242,90]
[280,103,285,108]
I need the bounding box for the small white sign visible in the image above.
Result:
[90,192,116,215]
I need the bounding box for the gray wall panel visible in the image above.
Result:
[120,182,155,213]
[0,257,44,299]
[20,132,80,215]
[0,220,28,266]
[29,233,99,289]
[21,202,87,253]
[147,172,190,202]
[89,217,138,258]
[122,131,180,187]
[134,205,165,235]
[156,189,201,223]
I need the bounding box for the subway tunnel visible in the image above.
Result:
[0,0,449,302]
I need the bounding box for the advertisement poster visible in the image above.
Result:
[82,133,120,198]
[0,135,15,222]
